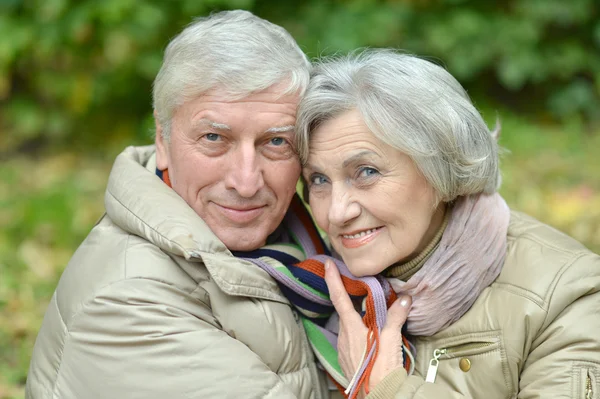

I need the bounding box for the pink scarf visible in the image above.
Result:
[387,193,510,336]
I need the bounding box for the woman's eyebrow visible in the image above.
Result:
[342,150,377,168]
[303,163,317,172]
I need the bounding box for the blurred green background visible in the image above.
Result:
[1,0,599,397]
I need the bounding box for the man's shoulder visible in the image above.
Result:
[54,215,207,328]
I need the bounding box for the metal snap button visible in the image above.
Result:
[459,358,471,372]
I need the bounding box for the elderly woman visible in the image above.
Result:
[294,50,600,398]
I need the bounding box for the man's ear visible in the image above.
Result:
[154,111,169,171]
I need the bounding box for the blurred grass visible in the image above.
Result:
[1,110,599,399]
[0,152,111,398]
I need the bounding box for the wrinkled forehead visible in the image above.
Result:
[305,111,389,167]
[194,80,302,104]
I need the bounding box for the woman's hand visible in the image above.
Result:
[324,259,411,396]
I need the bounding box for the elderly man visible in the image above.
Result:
[25,10,330,399]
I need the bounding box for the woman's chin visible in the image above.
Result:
[344,259,387,278]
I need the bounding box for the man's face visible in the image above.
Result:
[155,85,301,251]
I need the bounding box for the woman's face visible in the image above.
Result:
[303,109,446,277]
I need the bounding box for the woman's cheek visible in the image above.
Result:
[310,198,329,232]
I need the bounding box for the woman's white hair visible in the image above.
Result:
[296,49,501,202]
[153,10,310,140]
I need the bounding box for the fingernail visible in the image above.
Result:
[324,260,331,270]
[400,296,411,308]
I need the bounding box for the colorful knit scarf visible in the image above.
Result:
[234,196,412,398]
[156,168,510,395]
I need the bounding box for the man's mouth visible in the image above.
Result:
[214,203,266,224]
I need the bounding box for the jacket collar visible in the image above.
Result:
[104,145,289,303]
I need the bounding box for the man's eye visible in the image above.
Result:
[204,133,220,142]
[270,137,285,146]
[358,167,379,178]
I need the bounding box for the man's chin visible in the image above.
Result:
[217,230,269,252]
[227,242,267,252]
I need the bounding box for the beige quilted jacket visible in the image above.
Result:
[26,146,600,399]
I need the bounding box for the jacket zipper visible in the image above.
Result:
[425,342,494,383]
[586,370,593,399]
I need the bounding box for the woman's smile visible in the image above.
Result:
[339,226,383,248]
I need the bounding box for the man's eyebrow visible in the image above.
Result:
[194,118,231,130]
[342,150,377,168]
[265,125,295,133]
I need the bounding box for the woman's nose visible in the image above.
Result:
[328,184,361,226]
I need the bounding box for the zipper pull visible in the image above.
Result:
[425,349,446,383]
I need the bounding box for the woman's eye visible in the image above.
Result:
[204,133,221,142]
[270,137,285,146]
[358,167,379,178]
[309,174,328,186]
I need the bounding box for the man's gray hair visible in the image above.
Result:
[296,49,501,202]
[153,10,310,140]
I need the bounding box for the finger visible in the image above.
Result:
[383,295,412,332]
[324,259,362,324]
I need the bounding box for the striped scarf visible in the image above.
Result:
[234,195,412,398]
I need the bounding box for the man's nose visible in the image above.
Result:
[225,145,264,198]
[328,183,360,226]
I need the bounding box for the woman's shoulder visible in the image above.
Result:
[494,209,599,308]
[507,210,593,254]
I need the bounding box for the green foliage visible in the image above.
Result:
[1,0,599,155]
[0,153,111,398]
[265,0,600,122]
[0,0,254,154]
